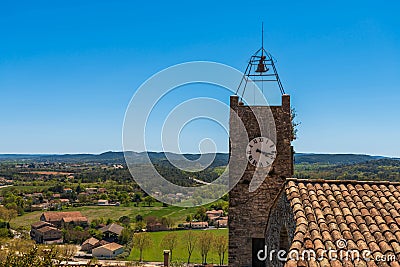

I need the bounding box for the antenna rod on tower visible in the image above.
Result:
[261,22,264,56]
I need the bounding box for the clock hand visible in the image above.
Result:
[255,149,274,157]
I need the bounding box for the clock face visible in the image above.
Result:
[246,137,277,168]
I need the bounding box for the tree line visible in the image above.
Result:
[129,231,228,265]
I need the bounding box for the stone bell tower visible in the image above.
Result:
[228,37,294,267]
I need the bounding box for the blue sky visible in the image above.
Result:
[0,0,399,156]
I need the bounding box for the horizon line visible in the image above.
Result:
[0,151,397,158]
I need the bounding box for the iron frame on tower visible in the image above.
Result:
[236,24,286,100]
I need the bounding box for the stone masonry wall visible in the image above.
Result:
[228,95,293,267]
[265,192,296,267]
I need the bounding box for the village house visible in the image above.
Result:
[92,242,124,259]
[0,177,13,185]
[31,203,50,211]
[32,192,43,198]
[217,216,228,221]
[63,188,73,194]
[216,219,228,228]
[206,210,225,223]
[81,237,100,252]
[206,209,224,218]
[85,188,98,194]
[80,237,108,253]
[61,216,89,228]
[97,199,108,206]
[40,211,88,228]
[99,223,124,243]
[147,222,168,232]
[59,198,70,205]
[25,193,44,205]
[113,164,124,169]
[98,188,107,194]
[30,221,62,244]
[48,199,62,210]
[184,221,209,229]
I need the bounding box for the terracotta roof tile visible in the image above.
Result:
[285,260,297,267]
[62,216,88,223]
[42,211,84,221]
[290,240,303,251]
[31,221,54,229]
[297,259,307,267]
[93,242,123,252]
[308,260,319,267]
[36,225,60,233]
[392,242,400,255]
[283,178,400,267]
[366,261,378,267]
[356,239,369,251]
[378,240,393,254]
[384,231,397,243]
[82,237,100,246]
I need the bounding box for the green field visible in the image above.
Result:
[11,203,199,230]
[128,229,228,264]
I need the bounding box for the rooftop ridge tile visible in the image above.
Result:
[285,177,400,185]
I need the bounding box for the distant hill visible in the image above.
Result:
[294,153,385,165]
[0,152,393,166]
[295,158,400,182]
[0,151,229,167]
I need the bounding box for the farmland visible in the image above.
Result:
[128,229,228,264]
[11,203,200,230]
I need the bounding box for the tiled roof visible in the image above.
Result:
[42,211,84,221]
[36,226,60,233]
[62,216,88,223]
[99,223,124,235]
[31,221,54,229]
[99,240,109,246]
[285,178,400,267]
[82,237,100,246]
[206,210,223,215]
[217,219,228,226]
[191,221,208,226]
[207,214,220,220]
[95,242,123,252]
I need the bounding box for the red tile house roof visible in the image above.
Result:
[36,225,59,234]
[266,178,400,267]
[40,211,88,228]
[61,216,88,223]
[41,211,84,222]
[31,221,54,229]
[81,237,101,252]
[98,242,123,251]
[82,237,100,246]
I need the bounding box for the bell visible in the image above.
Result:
[255,56,268,73]
[255,62,266,73]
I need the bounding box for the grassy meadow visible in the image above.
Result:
[128,229,228,264]
[11,203,200,230]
